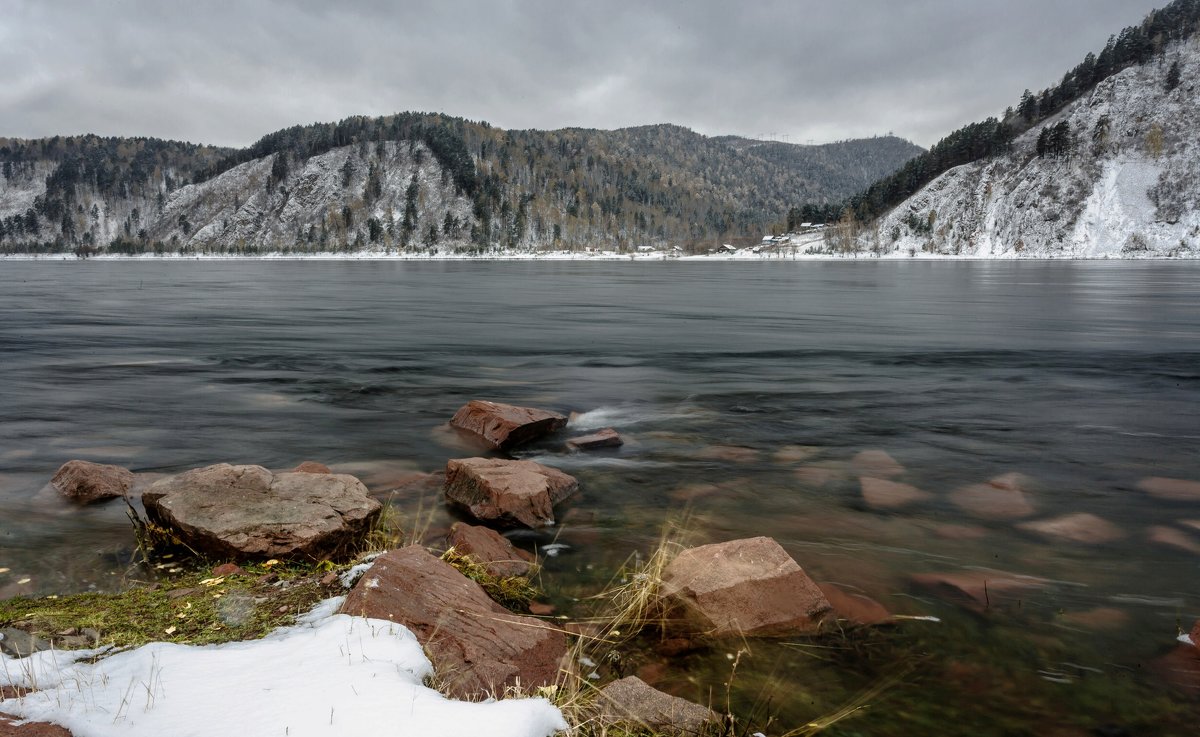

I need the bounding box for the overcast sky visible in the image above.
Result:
[1,0,1167,149]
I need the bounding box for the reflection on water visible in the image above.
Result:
[1,260,1199,733]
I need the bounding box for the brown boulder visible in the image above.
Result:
[141,464,381,560]
[1016,513,1125,545]
[444,458,577,528]
[594,676,717,736]
[851,450,905,478]
[949,475,1035,520]
[817,583,892,625]
[449,400,567,451]
[859,477,931,510]
[659,537,832,637]
[50,460,134,504]
[911,569,1047,613]
[566,428,624,451]
[291,461,332,474]
[1137,477,1200,502]
[447,521,535,578]
[339,546,566,699]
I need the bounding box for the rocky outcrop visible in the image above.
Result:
[50,460,134,504]
[659,537,831,637]
[339,546,567,699]
[566,428,624,451]
[449,401,567,451]
[1016,513,1125,544]
[447,522,535,578]
[141,464,381,560]
[593,676,717,736]
[444,458,578,528]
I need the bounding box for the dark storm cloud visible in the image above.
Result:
[0,0,1166,148]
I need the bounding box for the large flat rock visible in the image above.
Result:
[660,536,832,637]
[449,400,567,451]
[339,546,567,699]
[142,463,381,560]
[444,457,578,528]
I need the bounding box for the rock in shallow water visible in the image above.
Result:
[141,463,381,560]
[448,400,567,451]
[447,521,535,578]
[339,546,566,699]
[1137,477,1200,502]
[911,569,1047,613]
[444,457,578,528]
[1016,513,1125,545]
[50,460,134,504]
[949,474,1036,520]
[660,536,832,637]
[566,427,623,451]
[594,676,717,735]
[859,476,932,510]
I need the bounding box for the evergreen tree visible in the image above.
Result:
[1166,59,1182,91]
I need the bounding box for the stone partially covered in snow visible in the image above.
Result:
[50,459,135,503]
[949,474,1036,520]
[0,713,73,736]
[859,477,931,510]
[911,569,1047,613]
[566,428,624,451]
[447,521,535,578]
[1137,477,1200,502]
[141,464,381,560]
[444,458,578,528]
[594,676,717,735]
[340,546,567,699]
[449,400,567,451]
[660,537,832,637]
[1016,513,1125,544]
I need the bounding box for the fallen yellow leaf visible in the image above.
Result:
[164,626,177,635]
[263,559,280,568]
[0,567,9,574]
[198,577,225,587]
[17,578,31,585]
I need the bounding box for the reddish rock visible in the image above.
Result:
[817,582,892,625]
[851,450,905,478]
[772,445,822,464]
[793,463,844,488]
[566,428,623,451]
[950,476,1035,520]
[210,563,245,577]
[933,524,989,540]
[444,457,578,528]
[448,400,567,451]
[50,460,134,504]
[142,464,381,560]
[1058,607,1130,631]
[447,521,535,578]
[1152,645,1200,696]
[594,676,717,736]
[339,546,567,699]
[696,445,760,463]
[660,537,832,637]
[528,602,556,616]
[291,461,332,474]
[1137,477,1200,502]
[1191,619,1200,645]
[911,570,1047,613]
[1016,513,1125,545]
[1147,525,1200,554]
[319,572,340,587]
[0,714,74,736]
[859,477,931,510]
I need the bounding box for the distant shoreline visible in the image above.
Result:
[1,251,1196,262]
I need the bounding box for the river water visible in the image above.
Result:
[1,260,1198,734]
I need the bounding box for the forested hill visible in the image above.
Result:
[0,116,921,255]
[791,0,1200,230]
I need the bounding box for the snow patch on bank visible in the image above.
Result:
[0,604,565,737]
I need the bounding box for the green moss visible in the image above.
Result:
[440,548,539,611]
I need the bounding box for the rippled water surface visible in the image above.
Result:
[2,260,1199,734]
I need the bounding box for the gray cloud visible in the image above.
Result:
[0,0,1166,148]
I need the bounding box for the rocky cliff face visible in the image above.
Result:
[865,37,1200,258]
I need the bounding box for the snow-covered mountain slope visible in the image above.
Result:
[865,37,1200,258]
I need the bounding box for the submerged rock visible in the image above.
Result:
[444,457,578,528]
[340,546,566,699]
[1137,477,1200,502]
[949,474,1036,520]
[859,477,932,510]
[447,521,535,578]
[566,427,623,451]
[594,676,717,736]
[291,461,332,474]
[696,445,760,463]
[660,536,832,637]
[817,582,892,626]
[1147,525,1200,554]
[850,450,905,478]
[1016,513,1125,545]
[911,569,1047,613]
[141,463,381,560]
[772,445,823,464]
[1058,607,1131,632]
[50,460,135,504]
[448,400,567,451]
